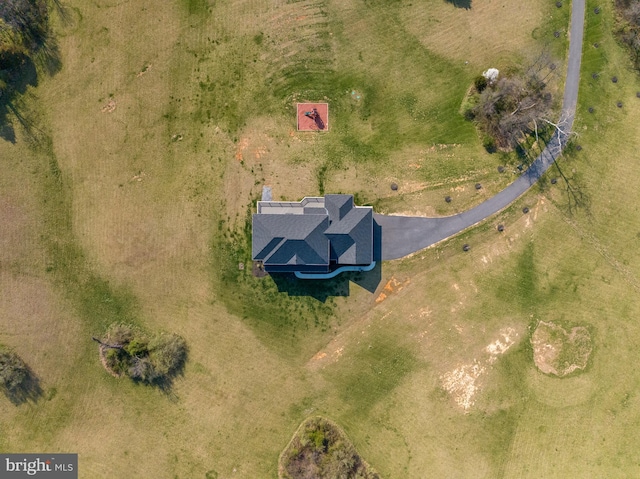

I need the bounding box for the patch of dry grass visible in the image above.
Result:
[408,1,546,64]
[3,0,640,478]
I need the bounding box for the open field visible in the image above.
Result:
[2,0,640,478]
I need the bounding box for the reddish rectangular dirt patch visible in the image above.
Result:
[297,103,329,131]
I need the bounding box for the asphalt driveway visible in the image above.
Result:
[377,0,585,261]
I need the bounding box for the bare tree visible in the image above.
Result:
[615,0,640,71]
[96,324,188,389]
[470,53,558,151]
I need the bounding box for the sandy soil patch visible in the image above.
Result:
[441,361,486,411]
[101,98,116,113]
[532,321,592,377]
[485,327,518,364]
[375,276,410,303]
[235,137,249,161]
[311,351,327,361]
[441,326,520,412]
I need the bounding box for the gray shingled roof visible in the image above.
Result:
[252,214,329,267]
[252,195,373,272]
[325,194,353,222]
[326,207,372,264]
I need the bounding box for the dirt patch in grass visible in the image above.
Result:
[441,361,486,411]
[136,64,152,78]
[375,276,410,303]
[100,98,116,113]
[441,326,520,411]
[531,321,592,377]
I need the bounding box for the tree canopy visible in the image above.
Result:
[615,0,640,72]
[0,0,58,141]
[280,417,381,479]
[98,323,188,388]
[463,55,557,152]
[0,0,49,76]
[0,0,49,48]
[0,345,42,405]
[0,346,29,391]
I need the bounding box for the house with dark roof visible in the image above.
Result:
[252,194,374,276]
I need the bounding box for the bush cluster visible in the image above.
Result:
[101,323,188,386]
[471,73,553,151]
[0,345,29,393]
[615,0,640,72]
[281,417,380,479]
[461,55,557,152]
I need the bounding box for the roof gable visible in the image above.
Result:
[325,194,353,222]
[252,195,373,271]
[325,208,372,264]
[252,214,329,266]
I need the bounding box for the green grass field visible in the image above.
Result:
[2,0,640,477]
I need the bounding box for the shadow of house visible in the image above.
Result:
[270,273,351,302]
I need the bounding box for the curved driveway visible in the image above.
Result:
[376,0,585,260]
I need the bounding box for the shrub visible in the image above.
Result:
[99,323,188,387]
[280,417,380,479]
[124,338,148,357]
[459,93,479,120]
[474,75,488,93]
[0,345,42,404]
[0,347,28,392]
[148,334,188,378]
[482,136,497,153]
[615,0,640,72]
[465,54,557,151]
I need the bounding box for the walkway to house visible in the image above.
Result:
[376,0,585,261]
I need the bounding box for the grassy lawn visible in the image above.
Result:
[2,0,640,477]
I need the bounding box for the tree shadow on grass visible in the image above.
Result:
[137,367,186,402]
[148,354,187,400]
[2,367,44,406]
[445,0,472,9]
[530,135,591,217]
[50,0,77,30]
[0,54,38,143]
[551,157,591,216]
[0,19,62,143]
